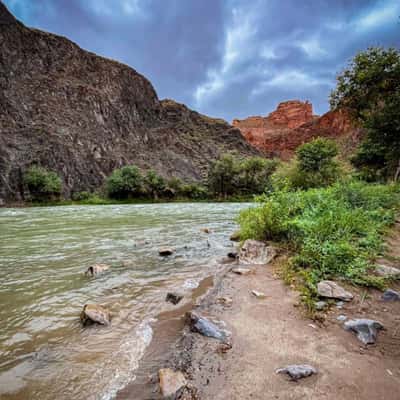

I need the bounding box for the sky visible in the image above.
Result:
[4,0,400,121]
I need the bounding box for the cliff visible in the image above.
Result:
[0,2,258,202]
[233,100,357,159]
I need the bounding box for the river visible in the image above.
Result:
[0,203,249,400]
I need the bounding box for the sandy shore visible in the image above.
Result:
[118,240,400,399]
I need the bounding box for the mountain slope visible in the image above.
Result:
[0,2,258,202]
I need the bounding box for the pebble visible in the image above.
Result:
[337,315,347,322]
[276,364,317,381]
[251,290,266,298]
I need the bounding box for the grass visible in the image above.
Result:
[238,180,400,308]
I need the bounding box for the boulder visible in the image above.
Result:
[382,289,400,302]
[158,368,186,398]
[159,248,174,256]
[276,364,317,381]
[344,319,383,344]
[186,311,229,342]
[85,264,109,276]
[80,304,111,326]
[317,281,353,301]
[166,292,184,305]
[375,264,400,278]
[239,240,276,265]
[230,231,241,241]
[251,290,266,299]
[231,267,253,275]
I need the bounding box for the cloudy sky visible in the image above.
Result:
[4,0,400,121]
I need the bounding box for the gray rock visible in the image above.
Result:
[85,264,109,276]
[382,289,400,301]
[227,251,238,259]
[336,301,345,308]
[158,368,186,398]
[239,239,277,265]
[315,301,327,311]
[80,304,111,326]
[337,315,347,322]
[276,364,317,381]
[186,311,229,342]
[317,280,353,301]
[344,319,383,344]
[159,247,174,256]
[166,292,184,305]
[375,264,400,278]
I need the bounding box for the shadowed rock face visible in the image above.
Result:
[0,2,258,202]
[233,101,358,160]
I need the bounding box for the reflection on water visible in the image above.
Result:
[0,203,248,400]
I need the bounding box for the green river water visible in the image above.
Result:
[0,203,249,400]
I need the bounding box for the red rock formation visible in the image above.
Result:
[233,101,356,159]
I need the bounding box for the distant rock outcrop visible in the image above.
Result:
[0,2,258,202]
[233,100,358,159]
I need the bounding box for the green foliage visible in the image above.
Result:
[23,166,62,201]
[71,191,92,201]
[180,182,208,199]
[239,181,400,293]
[106,165,144,199]
[144,170,166,199]
[208,153,277,197]
[330,47,400,180]
[271,138,342,190]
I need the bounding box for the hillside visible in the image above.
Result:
[233,100,360,160]
[0,2,258,203]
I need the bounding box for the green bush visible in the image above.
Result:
[106,165,144,199]
[180,182,208,199]
[71,191,92,201]
[239,181,400,292]
[144,170,166,199]
[23,166,62,201]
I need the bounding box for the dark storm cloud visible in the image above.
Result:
[4,0,400,121]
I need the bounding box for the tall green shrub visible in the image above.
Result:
[106,165,143,199]
[23,166,62,201]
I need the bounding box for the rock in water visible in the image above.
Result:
[375,264,400,278]
[186,312,229,342]
[276,364,317,381]
[227,251,238,259]
[158,368,186,398]
[166,292,183,305]
[239,240,276,265]
[85,264,109,276]
[80,304,111,326]
[382,289,400,301]
[159,248,174,256]
[229,231,241,241]
[317,280,353,301]
[344,319,383,344]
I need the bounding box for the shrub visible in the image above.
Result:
[239,157,278,194]
[207,153,239,198]
[238,181,400,292]
[144,170,166,199]
[71,191,92,201]
[106,165,144,199]
[180,182,208,199]
[23,166,62,201]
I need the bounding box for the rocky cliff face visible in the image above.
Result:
[232,100,357,159]
[0,2,258,202]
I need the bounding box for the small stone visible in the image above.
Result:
[315,301,327,311]
[231,267,252,275]
[239,239,277,265]
[344,319,384,344]
[158,368,186,398]
[308,323,317,329]
[80,304,111,326]
[159,247,174,256]
[382,289,400,301]
[317,280,353,301]
[201,228,211,234]
[276,364,317,381]
[337,315,347,322]
[251,290,266,299]
[230,231,241,241]
[217,297,233,306]
[375,264,400,278]
[85,264,109,276]
[227,251,238,259]
[186,311,229,342]
[166,292,184,305]
[336,301,345,308]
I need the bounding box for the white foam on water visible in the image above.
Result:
[182,278,199,289]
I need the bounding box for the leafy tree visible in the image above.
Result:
[207,153,239,198]
[330,47,400,180]
[23,166,62,201]
[180,182,208,199]
[144,170,165,199]
[239,157,278,194]
[106,165,143,199]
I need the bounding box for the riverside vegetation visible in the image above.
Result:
[238,47,400,312]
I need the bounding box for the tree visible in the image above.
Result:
[207,153,239,198]
[239,157,277,194]
[23,166,62,201]
[144,170,165,199]
[106,165,143,199]
[330,47,400,180]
